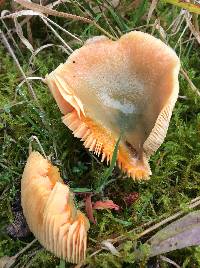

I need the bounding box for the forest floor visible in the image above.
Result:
[0,0,200,267]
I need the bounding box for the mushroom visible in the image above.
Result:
[45,31,180,180]
[21,151,90,263]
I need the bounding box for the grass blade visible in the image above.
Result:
[96,135,121,193]
[163,0,200,14]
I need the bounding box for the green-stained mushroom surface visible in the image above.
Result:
[45,31,180,180]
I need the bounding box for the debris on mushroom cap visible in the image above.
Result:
[21,151,90,264]
[45,31,180,180]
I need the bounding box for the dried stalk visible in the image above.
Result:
[14,0,116,40]
[181,67,200,97]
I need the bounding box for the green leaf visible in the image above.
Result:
[71,187,93,193]
[96,135,121,193]
[110,217,133,227]
[108,7,129,31]
[56,259,65,268]
[132,0,148,26]
[163,0,200,14]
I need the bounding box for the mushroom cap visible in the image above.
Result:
[21,151,90,264]
[45,31,180,180]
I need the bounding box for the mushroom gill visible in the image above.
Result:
[21,151,90,264]
[45,31,180,180]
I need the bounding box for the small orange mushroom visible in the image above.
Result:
[21,151,89,263]
[45,31,180,180]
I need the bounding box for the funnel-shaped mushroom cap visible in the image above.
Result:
[45,31,180,180]
[21,151,90,264]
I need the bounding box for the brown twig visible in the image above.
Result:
[14,0,116,40]
[181,67,200,97]
[185,11,200,44]
[15,0,92,23]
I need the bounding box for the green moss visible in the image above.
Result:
[0,1,200,267]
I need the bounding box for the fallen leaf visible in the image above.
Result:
[147,210,200,257]
[93,200,120,211]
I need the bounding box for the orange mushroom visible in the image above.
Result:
[45,31,180,180]
[21,151,89,263]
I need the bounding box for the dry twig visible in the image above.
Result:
[14,0,116,39]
